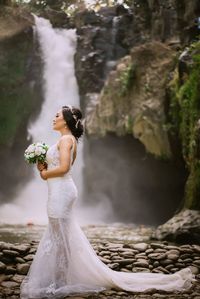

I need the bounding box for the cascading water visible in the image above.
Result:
[0,16,84,225]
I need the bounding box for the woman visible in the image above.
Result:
[20,105,195,299]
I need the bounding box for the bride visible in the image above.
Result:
[20,105,195,298]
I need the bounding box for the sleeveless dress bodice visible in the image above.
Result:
[45,137,78,218]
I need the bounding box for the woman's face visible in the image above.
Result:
[53,110,66,131]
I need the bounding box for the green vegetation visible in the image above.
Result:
[119,63,136,96]
[169,41,200,209]
[0,35,33,146]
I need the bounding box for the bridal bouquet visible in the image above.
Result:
[24,142,49,164]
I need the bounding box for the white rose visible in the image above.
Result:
[35,148,42,156]
[36,142,43,147]
[29,153,35,158]
[27,144,35,153]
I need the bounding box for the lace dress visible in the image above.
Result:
[20,135,195,299]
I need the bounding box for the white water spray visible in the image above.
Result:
[0,16,83,225]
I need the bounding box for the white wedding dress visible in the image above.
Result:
[20,135,195,299]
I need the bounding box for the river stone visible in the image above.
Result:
[170,267,179,273]
[167,249,180,255]
[150,243,165,249]
[1,281,18,288]
[193,260,200,266]
[114,258,135,265]
[146,249,154,254]
[179,247,193,254]
[153,261,160,267]
[12,274,25,283]
[154,266,170,274]
[134,259,149,268]
[154,248,167,253]
[181,253,192,260]
[166,245,180,251]
[165,264,174,271]
[120,251,135,257]
[103,255,110,259]
[183,258,193,263]
[17,263,30,275]
[133,243,148,252]
[120,268,130,272]
[99,257,110,263]
[24,254,35,261]
[111,255,122,260]
[132,267,150,273]
[15,257,25,264]
[167,253,179,261]
[5,266,16,274]
[193,245,200,254]
[160,259,173,266]
[175,262,185,268]
[0,256,13,264]
[148,253,166,260]
[107,263,119,270]
[189,266,199,275]
[0,242,11,250]
[2,250,19,257]
[12,244,31,254]
[99,250,110,256]
[0,262,6,273]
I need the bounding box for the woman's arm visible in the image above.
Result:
[40,136,73,180]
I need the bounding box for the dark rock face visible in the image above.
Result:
[83,134,187,225]
[73,1,200,225]
[74,1,200,109]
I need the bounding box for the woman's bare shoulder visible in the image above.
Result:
[57,135,74,149]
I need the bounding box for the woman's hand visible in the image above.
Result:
[40,169,48,180]
[37,162,47,172]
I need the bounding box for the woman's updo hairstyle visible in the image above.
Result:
[62,105,84,141]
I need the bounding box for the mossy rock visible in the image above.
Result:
[86,41,176,158]
[168,40,200,210]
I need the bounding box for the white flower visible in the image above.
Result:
[29,153,35,158]
[27,144,35,153]
[35,148,42,156]
[36,142,43,147]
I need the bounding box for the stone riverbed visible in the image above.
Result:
[0,224,199,299]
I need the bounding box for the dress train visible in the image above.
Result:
[20,136,195,298]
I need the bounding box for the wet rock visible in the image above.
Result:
[2,250,20,257]
[99,257,111,264]
[160,259,173,266]
[133,243,148,252]
[167,254,179,261]
[12,244,30,254]
[148,253,166,260]
[15,257,25,264]
[5,266,16,275]
[0,262,6,273]
[1,281,18,288]
[114,258,135,266]
[23,254,34,261]
[16,263,30,275]
[132,267,151,273]
[11,274,24,284]
[155,210,200,244]
[134,259,149,268]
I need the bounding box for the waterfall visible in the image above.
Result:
[0,16,83,225]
